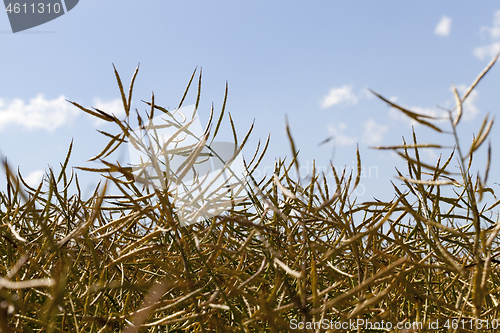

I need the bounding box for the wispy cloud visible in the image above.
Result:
[388,104,446,127]
[474,10,500,60]
[361,119,388,145]
[0,95,126,130]
[455,84,480,120]
[0,94,79,131]
[435,16,452,37]
[388,87,480,129]
[327,119,388,147]
[481,10,500,39]
[24,170,45,187]
[327,123,356,146]
[91,98,125,126]
[473,42,500,61]
[321,85,357,109]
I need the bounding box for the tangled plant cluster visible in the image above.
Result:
[0,53,499,332]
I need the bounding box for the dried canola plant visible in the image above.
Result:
[0,53,499,332]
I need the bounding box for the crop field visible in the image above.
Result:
[1,53,500,332]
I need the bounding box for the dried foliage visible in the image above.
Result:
[1,53,500,332]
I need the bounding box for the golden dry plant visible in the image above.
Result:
[0,52,499,332]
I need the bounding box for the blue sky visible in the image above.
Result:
[0,1,499,202]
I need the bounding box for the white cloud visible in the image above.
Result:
[481,10,500,39]
[0,94,79,131]
[24,170,45,187]
[91,98,125,126]
[327,120,388,147]
[473,42,500,61]
[423,148,439,163]
[327,123,356,146]
[388,103,447,128]
[321,85,357,108]
[361,119,388,145]
[388,86,480,129]
[435,16,452,37]
[474,10,500,60]
[0,95,126,130]
[455,84,480,120]
[360,88,375,100]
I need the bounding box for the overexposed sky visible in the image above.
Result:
[0,1,499,202]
